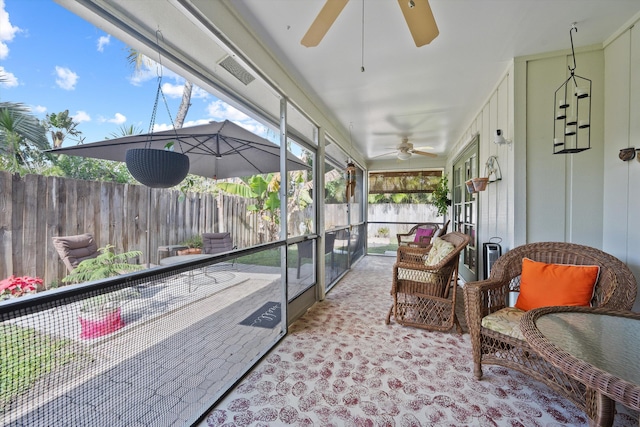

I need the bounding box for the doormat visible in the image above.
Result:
[239,301,281,329]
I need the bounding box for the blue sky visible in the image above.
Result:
[0,0,259,147]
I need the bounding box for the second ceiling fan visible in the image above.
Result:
[301,0,439,48]
[376,137,437,160]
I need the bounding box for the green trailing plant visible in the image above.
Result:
[62,244,143,284]
[181,235,203,249]
[431,174,450,217]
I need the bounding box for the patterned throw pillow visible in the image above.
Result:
[481,307,526,340]
[424,237,455,266]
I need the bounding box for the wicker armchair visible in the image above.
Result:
[396,222,441,248]
[386,232,471,332]
[464,242,637,412]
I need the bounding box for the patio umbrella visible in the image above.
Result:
[46,119,310,266]
[46,119,308,180]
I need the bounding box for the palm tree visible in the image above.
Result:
[127,48,192,129]
[0,102,49,173]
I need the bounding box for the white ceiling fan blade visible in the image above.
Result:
[372,150,398,159]
[412,150,437,158]
[397,0,439,47]
[301,0,349,47]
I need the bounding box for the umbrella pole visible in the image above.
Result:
[146,186,151,268]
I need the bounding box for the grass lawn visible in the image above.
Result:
[367,243,399,254]
[0,324,77,411]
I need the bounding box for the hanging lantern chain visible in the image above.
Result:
[568,23,579,86]
[145,29,183,153]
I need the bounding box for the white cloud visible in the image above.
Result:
[0,66,18,87]
[33,105,47,114]
[204,100,271,136]
[0,0,21,60]
[152,119,210,133]
[97,35,110,52]
[191,86,209,99]
[128,59,170,86]
[73,111,91,123]
[55,66,79,90]
[206,100,251,122]
[161,82,184,98]
[107,113,126,125]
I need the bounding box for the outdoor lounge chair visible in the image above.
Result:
[464,241,637,414]
[202,232,235,255]
[52,233,99,273]
[202,232,237,271]
[386,231,470,332]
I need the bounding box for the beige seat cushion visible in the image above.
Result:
[481,307,526,341]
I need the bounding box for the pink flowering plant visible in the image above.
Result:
[0,275,43,300]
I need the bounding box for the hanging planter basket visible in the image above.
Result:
[125,148,190,188]
[465,179,477,194]
[472,177,489,192]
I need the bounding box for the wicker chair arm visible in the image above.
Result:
[396,231,413,245]
[396,245,432,263]
[465,279,510,314]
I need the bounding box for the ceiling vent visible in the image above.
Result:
[218,56,255,86]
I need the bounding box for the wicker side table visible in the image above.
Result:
[521,306,640,427]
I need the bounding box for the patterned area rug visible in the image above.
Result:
[205,256,638,426]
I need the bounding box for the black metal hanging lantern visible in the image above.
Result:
[125,30,190,188]
[553,24,592,154]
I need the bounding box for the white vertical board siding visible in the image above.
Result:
[525,49,605,247]
[603,24,640,311]
[447,70,515,275]
[526,56,568,242]
[630,25,640,310]
[566,50,605,248]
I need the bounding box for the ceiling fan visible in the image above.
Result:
[375,137,437,160]
[301,0,439,48]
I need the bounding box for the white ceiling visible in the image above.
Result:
[59,0,640,168]
[228,0,640,165]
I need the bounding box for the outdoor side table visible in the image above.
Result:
[157,245,189,264]
[520,306,640,427]
[159,254,211,292]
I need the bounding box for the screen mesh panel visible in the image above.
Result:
[0,249,284,426]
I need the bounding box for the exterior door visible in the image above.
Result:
[452,136,479,282]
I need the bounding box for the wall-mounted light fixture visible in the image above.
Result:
[553,23,592,154]
[494,129,511,145]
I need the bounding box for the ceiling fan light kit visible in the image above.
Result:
[397,151,412,160]
[553,23,592,154]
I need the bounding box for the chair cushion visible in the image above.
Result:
[414,227,434,243]
[481,307,526,340]
[424,237,455,266]
[514,258,600,311]
[52,233,99,272]
[202,232,233,255]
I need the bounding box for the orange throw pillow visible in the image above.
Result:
[514,258,599,311]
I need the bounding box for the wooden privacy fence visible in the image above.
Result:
[0,171,259,287]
